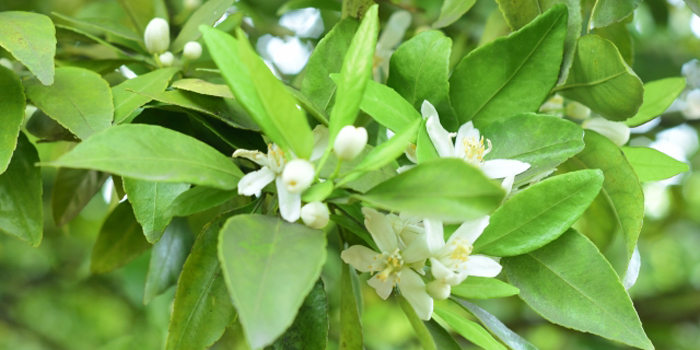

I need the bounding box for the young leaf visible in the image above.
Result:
[0,133,43,246]
[46,124,244,190]
[433,0,477,28]
[0,11,56,85]
[0,66,25,174]
[112,67,180,124]
[474,170,604,256]
[450,277,520,300]
[354,159,505,223]
[359,80,422,132]
[168,186,240,218]
[416,119,440,163]
[144,218,194,304]
[434,306,507,350]
[172,79,234,99]
[622,147,689,182]
[625,77,686,127]
[52,12,142,42]
[557,35,644,121]
[319,146,398,193]
[339,263,363,350]
[24,67,113,140]
[348,118,420,175]
[590,0,641,29]
[266,280,328,350]
[171,0,234,52]
[218,214,327,349]
[91,201,151,274]
[52,169,110,227]
[503,230,654,350]
[123,179,190,243]
[450,4,568,127]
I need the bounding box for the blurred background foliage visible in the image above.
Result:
[0,0,699,349]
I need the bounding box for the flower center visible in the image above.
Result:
[445,238,473,265]
[267,144,286,172]
[376,248,404,282]
[461,136,492,166]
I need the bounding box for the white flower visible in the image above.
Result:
[144,18,170,54]
[183,41,202,60]
[583,117,630,146]
[281,159,315,193]
[565,101,591,120]
[539,94,564,116]
[341,207,434,320]
[424,216,502,300]
[159,51,175,67]
[334,125,368,161]
[301,202,329,229]
[373,10,411,82]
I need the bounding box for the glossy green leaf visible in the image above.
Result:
[450,277,520,300]
[557,35,644,121]
[172,79,234,99]
[144,218,194,304]
[302,18,359,110]
[116,0,160,34]
[433,0,477,28]
[348,118,420,174]
[434,306,507,350]
[47,124,243,190]
[0,66,25,174]
[450,5,567,127]
[356,79,421,132]
[168,186,240,218]
[266,280,328,350]
[354,159,505,223]
[625,77,686,127]
[113,68,179,124]
[474,170,603,256]
[424,319,462,350]
[52,12,142,42]
[91,201,151,274]
[51,169,109,227]
[302,182,334,203]
[172,0,234,52]
[590,0,641,28]
[387,30,457,130]
[123,179,190,243]
[218,214,327,349]
[397,296,437,350]
[503,230,653,350]
[0,12,56,85]
[594,21,634,66]
[320,146,398,193]
[0,133,43,246]
[622,147,689,182]
[339,263,363,350]
[24,67,113,140]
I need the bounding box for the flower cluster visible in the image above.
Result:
[144,18,203,67]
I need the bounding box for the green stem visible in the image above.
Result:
[153,53,163,68]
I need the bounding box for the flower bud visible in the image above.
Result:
[144,18,170,54]
[0,58,12,70]
[333,126,367,161]
[184,0,201,10]
[301,202,329,229]
[426,280,451,300]
[583,117,630,146]
[183,41,202,60]
[565,101,590,120]
[159,51,175,67]
[282,159,315,193]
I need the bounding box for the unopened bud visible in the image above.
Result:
[144,18,170,54]
[184,0,201,10]
[282,159,315,193]
[183,41,202,60]
[583,117,630,146]
[333,126,368,161]
[159,51,175,67]
[426,280,451,300]
[0,58,12,70]
[301,202,329,229]
[565,101,591,120]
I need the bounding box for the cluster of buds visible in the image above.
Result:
[144,18,202,68]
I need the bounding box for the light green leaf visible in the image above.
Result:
[0,66,25,173]
[302,182,334,203]
[354,159,505,223]
[113,68,179,124]
[398,296,461,350]
[218,214,327,349]
[594,21,634,66]
[172,0,234,52]
[278,0,342,15]
[622,147,689,182]
[320,146,398,193]
[144,217,194,304]
[686,0,700,16]
[91,201,151,274]
[339,263,363,350]
[52,12,142,42]
[433,0,477,28]
[123,179,190,243]
[0,133,43,246]
[557,35,644,121]
[348,118,420,174]
[266,280,328,350]
[503,230,653,350]
[0,11,56,85]
[168,186,240,218]
[474,170,603,256]
[416,119,440,163]
[286,86,330,126]
[450,277,520,300]
[590,0,641,29]
[355,79,421,132]
[434,306,507,350]
[450,5,568,127]
[172,79,234,99]
[24,67,113,140]
[116,0,162,34]
[46,124,243,190]
[625,77,686,127]
[51,169,109,227]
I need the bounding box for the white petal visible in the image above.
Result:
[367,274,396,300]
[233,149,269,167]
[310,125,329,161]
[501,175,515,197]
[401,233,431,265]
[276,176,301,222]
[448,216,490,246]
[377,10,412,51]
[583,117,631,146]
[398,268,433,320]
[340,245,384,273]
[426,115,455,158]
[237,167,275,196]
[456,121,480,140]
[430,258,462,285]
[423,218,445,255]
[462,255,502,278]
[362,207,398,253]
[481,159,530,179]
[421,100,439,120]
[396,164,415,174]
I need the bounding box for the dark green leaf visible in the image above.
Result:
[168,186,240,218]
[113,68,179,124]
[433,0,477,28]
[590,0,641,28]
[434,306,507,350]
[0,11,56,85]
[622,147,689,182]
[123,179,190,243]
[0,66,25,173]
[171,0,234,52]
[52,169,109,227]
[144,217,194,304]
[266,280,328,350]
[625,77,686,127]
[450,277,520,300]
[91,201,151,274]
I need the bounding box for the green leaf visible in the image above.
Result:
[58,58,139,75]
[218,214,327,349]
[0,11,56,85]
[123,179,190,243]
[354,159,505,222]
[265,280,328,350]
[91,201,151,274]
[286,86,330,126]
[301,18,359,110]
[51,169,109,227]
[46,124,243,190]
[144,217,194,304]
[398,296,461,350]
[450,5,567,127]
[594,21,634,66]
[434,306,507,350]
[172,78,234,99]
[348,118,420,174]
[166,211,243,350]
[686,0,700,16]
[424,319,462,350]
[278,0,342,15]
[482,113,584,184]
[302,182,334,203]
[116,0,160,34]
[590,0,641,29]
[172,0,234,52]
[0,133,43,246]
[622,147,689,182]
[339,263,363,350]
[503,230,653,350]
[320,146,398,193]
[329,4,379,143]
[357,79,421,132]
[450,277,520,300]
[557,35,644,121]
[625,77,686,127]
[168,186,240,218]
[387,30,457,130]
[52,12,142,42]
[416,119,440,163]
[433,0,477,28]
[474,170,604,256]
[113,68,179,124]
[24,67,113,140]
[0,66,25,173]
